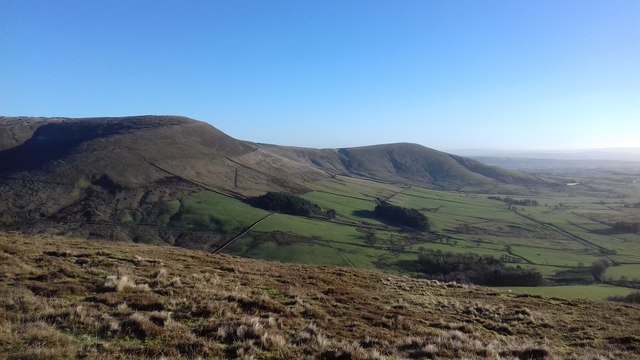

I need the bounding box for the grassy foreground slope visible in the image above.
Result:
[2,233,640,359]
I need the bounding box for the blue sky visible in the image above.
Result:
[1,1,638,150]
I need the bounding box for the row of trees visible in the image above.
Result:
[622,202,640,208]
[611,221,639,234]
[417,251,543,286]
[590,259,610,282]
[488,196,539,207]
[247,192,335,218]
[607,292,640,304]
[374,201,430,231]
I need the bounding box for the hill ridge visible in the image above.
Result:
[0,115,546,248]
[0,115,542,190]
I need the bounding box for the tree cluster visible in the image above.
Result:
[622,202,640,208]
[590,259,610,282]
[607,291,640,304]
[611,221,639,233]
[374,201,430,231]
[488,196,539,207]
[417,251,543,286]
[606,277,640,290]
[247,192,335,218]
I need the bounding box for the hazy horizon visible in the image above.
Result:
[449,147,640,162]
[2,1,638,150]
[448,146,640,154]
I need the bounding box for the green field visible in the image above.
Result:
[605,264,640,281]
[253,213,364,243]
[301,191,384,225]
[306,176,403,199]
[227,212,412,272]
[179,174,640,300]
[177,191,268,233]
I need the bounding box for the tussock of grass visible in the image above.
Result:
[103,274,139,292]
[0,232,639,359]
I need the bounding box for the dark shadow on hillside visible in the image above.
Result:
[590,228,620,235]
[352,210,376,219]
[352,209,426,233]
[352,209,409,230]
[394,259,423,273]
[0,122,129,174]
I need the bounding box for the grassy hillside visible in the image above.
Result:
[1,232,639,359]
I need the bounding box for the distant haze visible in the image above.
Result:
[449,148,640,162]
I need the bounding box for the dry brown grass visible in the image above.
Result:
[0,232,639,359]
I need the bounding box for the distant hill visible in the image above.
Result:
[255,142,542,190]
[0,115,545,245]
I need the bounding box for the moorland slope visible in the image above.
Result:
[1,232,639,359]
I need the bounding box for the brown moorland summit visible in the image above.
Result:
[0,115,319,190]
[0,232,638,359]
[0,115,542,191]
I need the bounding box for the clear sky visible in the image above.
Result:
[1,1,638,150]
